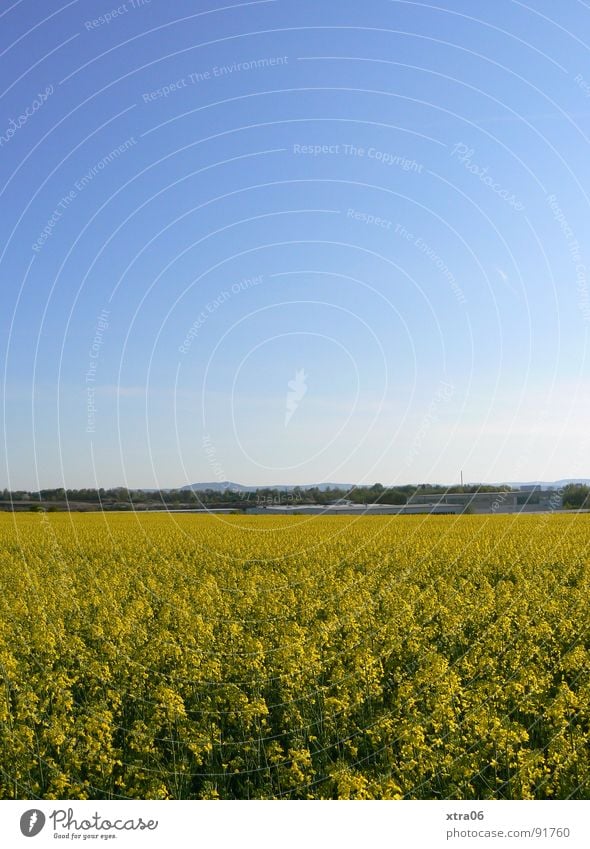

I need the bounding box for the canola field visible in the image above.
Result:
[0,512,588,800]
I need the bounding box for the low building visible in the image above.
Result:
[407,491,518,511]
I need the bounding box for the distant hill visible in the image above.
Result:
[180,481,356,492]
[179,479,590,493]
[180,481,250,493]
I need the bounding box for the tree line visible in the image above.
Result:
[0,482,527,511]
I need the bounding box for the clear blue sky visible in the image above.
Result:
[1,0,589,489]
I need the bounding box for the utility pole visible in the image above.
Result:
[460,470,463,487]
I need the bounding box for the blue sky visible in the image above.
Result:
[1,0,589,489]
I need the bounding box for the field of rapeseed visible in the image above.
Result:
[0,512,588,800]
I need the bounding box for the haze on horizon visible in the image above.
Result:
[1,0,589,491]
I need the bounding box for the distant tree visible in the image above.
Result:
[380,488,407,505]
[563,484,590,509]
